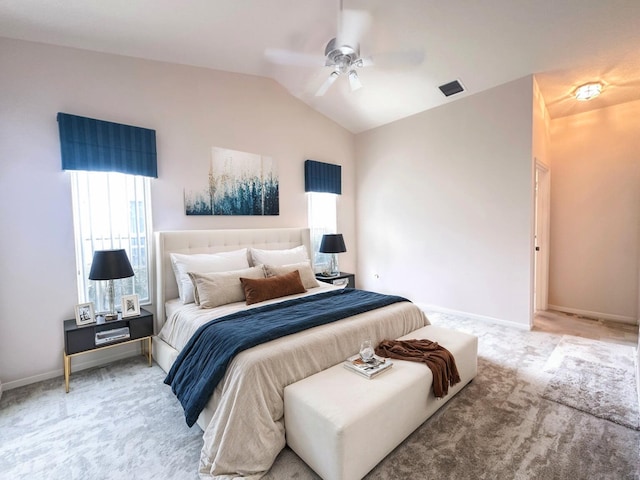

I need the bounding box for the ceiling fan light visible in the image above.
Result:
[316,71,340,96]
[575,83,602,101]
[348,70,362,91]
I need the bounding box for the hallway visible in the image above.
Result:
[534,309,638,347]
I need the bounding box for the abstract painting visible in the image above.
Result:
[184,147,279,216]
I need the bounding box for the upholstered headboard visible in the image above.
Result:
[154,227,311,329]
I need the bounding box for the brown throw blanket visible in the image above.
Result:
[375,339,461,398]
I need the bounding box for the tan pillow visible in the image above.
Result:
[240,270,306,305]
[170,249,250,304]
[264,262,319,289]
[188,265,265,309]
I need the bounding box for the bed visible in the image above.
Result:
[152,228,429,479]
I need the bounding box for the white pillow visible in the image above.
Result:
[249,245,309,267]
[188,265,266,309]
[170,249,250,304]
[264,262,319,289]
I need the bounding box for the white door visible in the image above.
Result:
[534,161,550,312]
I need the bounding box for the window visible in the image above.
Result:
[304,159,341,273]
[307,192,337,270]
[70,171,152,312]
[58,112,157,312]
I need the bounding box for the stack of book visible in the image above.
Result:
[343,354,393,379]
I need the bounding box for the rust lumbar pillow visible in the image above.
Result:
[240,269,307,305]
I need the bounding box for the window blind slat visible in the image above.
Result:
[71,172,151,307]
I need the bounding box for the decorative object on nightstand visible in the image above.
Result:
[121,294,140,318]
[74,302,96,326]
[89,249,134,321]
[316,271,355,288]
[319,233,346,277]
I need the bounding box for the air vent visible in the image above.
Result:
[438,80,465,97]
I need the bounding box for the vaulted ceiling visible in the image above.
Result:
[1,0,639,133]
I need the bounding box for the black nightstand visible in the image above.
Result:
[316,272,355,289]
[63,307,154,392]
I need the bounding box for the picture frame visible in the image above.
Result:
[74,302,95,326]
[121,294,140,318]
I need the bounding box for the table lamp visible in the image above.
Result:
[89,249,134,321]
[319,234,346,277]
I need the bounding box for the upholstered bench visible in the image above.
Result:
[284,325,478,480]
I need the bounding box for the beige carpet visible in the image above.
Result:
[1,312,638,480]
[543,355,639,430]
[541,334,639,429]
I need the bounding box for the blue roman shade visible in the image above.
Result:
[304,160,341,194]
[57,112,158,178]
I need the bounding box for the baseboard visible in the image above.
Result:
[2,344,143,392]
[547,304,637,325]
[416,303,531,331]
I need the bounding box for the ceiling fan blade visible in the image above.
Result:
[264,48,325,68]
[315,71,340,96]
[361,49,425,68]
[348,70,362,91]
[336,9,371,49]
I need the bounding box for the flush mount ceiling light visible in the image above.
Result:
[575,83,602,101]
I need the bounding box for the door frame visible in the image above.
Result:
[534,160,551,313]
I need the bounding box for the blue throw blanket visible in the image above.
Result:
[165,288,409,426]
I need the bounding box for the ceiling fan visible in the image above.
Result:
[314,5,371,96]
[266,1,422,96]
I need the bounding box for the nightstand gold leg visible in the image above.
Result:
[145,336,152,366]
[63,350,70,393]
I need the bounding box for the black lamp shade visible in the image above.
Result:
[319,234,347,254]
[88,249,134,280]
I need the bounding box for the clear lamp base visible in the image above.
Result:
[328,254,339,277]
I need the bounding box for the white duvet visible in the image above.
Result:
[158,286,429,479]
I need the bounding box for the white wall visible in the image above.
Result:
[355,76,535,327]
[0,38,355,387]
[548,99,640,323]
